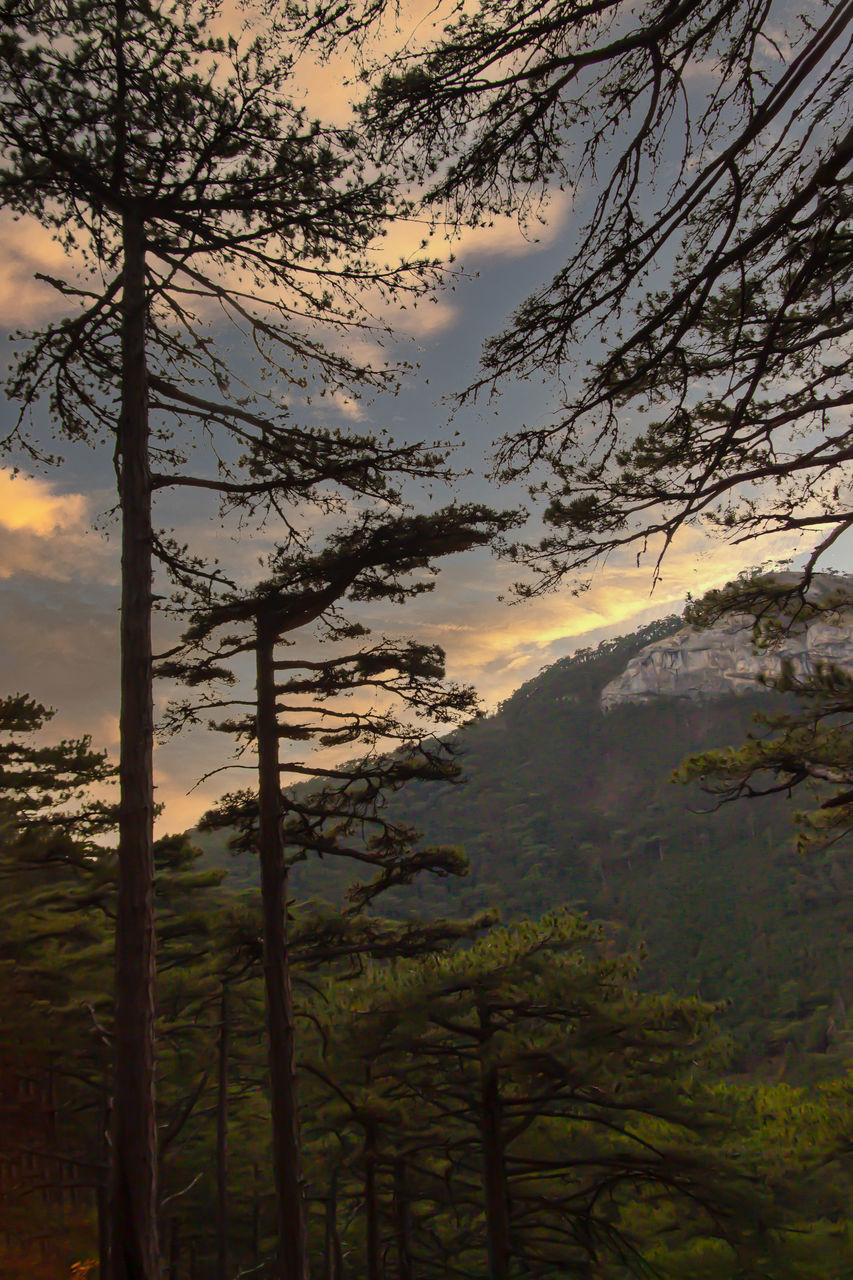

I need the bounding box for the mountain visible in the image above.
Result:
[602,572,853,708]
[198,608,853,1078]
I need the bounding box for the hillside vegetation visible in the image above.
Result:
[198,617,853,1078]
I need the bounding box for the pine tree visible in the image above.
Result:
[0,695,115,1277]
[673,575,853,857]
[161,501,513,1277]
[311,913,765,1278]
[0,695,265,1273]
[0,5,442,1271]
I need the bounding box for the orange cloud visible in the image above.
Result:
[0,1,571,340]
[362,524,814,710]
[150,521,816,832]
[0,468,114,583]
[0,467,89,535]
[383,188,575,271]
[0,211,95,326]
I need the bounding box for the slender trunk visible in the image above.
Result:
[257,618,310,1280]
[111,201,159,1280]
[252,1162,261,1271]
[46,1053,57,1145]
[393,1157,412,1280]
[478,1004,510,1280]
[46,1056,58,1206]
[97,1178,110,1279]
[217,981,229,1280]
[364,1119,381,1280]
[323,1169,339,1280]
[98,1073,111,1277]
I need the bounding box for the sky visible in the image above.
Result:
[0,1,843,832]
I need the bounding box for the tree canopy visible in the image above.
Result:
[363,0,853,590]
[0,3,449,1274]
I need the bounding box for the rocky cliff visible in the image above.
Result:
[600,574,853,709]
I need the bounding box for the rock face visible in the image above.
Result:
[600,576,853,710]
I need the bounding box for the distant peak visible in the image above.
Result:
[601,574,853,710]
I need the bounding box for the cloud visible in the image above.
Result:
[423,188,575,269]
[153,741,248,836]
[0,468,114,583]
[331,191,573,347]
[152,521,813,831]
[0,560,249,836]
[376,187,574,272]
[360,525,812,710]
[0,40,572,345]
[287,0,477,123]
[0,491,816,837]
[0,467,89,534]
[390,295,460,340]
[0,576,119,739]
[0,212,97,327]
[315,387,368,422]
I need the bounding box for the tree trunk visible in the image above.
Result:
[97,1178,110,1280]
[323,1169,340,1280]
[393,1157,413,1280]
[478,1004,510,1280]
[111,200,159,1280]
[217,981,229,1280]
[45,1056,58,1206]
[256,618,310,1280]
[364,1119,381,1280]
[252,1163,261,1272]
[98,1074,111,1277]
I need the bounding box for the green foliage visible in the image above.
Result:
[1,0,433,469]
[173,504,518,913]
[3,678,853,1276]
[0,693,257,1272]
[306,914,776,1277]
[0,693,115,837]
[678,656,853,860]
[203,616,851,1078]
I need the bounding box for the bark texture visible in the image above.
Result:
[111,201,159,1280]
[393,1157,413,1280]
[478,1004,510,1280]
[217,981,230,1280]
[323,1169,343,1280]
[364,1119,381,1280]
[256,619,311,1280]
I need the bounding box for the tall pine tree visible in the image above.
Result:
[1,5,441,1272]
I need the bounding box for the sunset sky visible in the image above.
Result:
[0,2,843,831]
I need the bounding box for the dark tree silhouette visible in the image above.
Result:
[0,4,441,1273]
[361,0,853,590]
[163,501,515,1277]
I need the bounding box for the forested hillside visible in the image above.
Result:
[3,0,853,1272]
[199,617,853,1078]
[5,634,853,1276]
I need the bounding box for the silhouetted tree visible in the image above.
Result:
[0,4,443,1271]
[361,0,853,591]
[163,501,514,1278]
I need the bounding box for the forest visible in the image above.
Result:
[1,0,852,1277]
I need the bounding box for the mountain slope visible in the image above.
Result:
[198,615,853,1076]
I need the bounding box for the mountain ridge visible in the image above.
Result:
[601,572,853,709]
